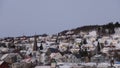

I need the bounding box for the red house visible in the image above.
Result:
[0,61,9,68]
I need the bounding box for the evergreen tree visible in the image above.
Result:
[83,39,87,44]
[115,22,120,27]
[79,49,84,57]
[97,42,101,54]
[84,48,88,57]
[40,43,43,50]
[98,27,101,36]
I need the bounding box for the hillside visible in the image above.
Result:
[59,22,120,36]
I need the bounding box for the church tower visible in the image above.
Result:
[33,35,38,51]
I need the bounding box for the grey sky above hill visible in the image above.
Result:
[0,0,120,37]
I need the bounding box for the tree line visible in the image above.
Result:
[59,22,120,36]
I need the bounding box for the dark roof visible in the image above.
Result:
[74,54,81,58]
[48,48,59,53]
[59,51,72,56]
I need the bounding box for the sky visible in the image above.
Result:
[0,0,120,37]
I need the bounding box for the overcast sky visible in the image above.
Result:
[0,0,120,37]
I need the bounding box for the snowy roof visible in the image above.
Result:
[0,54,8,60]
[89,31,97,37]
[59,65,71,68]
[112,35,120,38]
[0,47,9,52]
[22,58,36,63]
[94,55,102,57]
[97,63,110,67]
[81,62,96,66]
[101,48,109,53]
[75,38,82,43]
[0,61,4,65]
[35,66,50,68]
[115,43,120,49]
[59,43,69,47]
[50,53,62,59]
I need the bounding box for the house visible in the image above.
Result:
[59,43,69,52]
[50,52,63,62]
[0,47,9,53]
[39,52,51,65]
[12,62,32,68]
[91,55,107,63]
[114,27,120,36]
[88,31,97,37]
[63,54,80,63]
[0,53,22,64]
[35,66,50,68]
[0,61,9,68]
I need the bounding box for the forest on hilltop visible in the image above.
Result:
[59,22,120,36]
